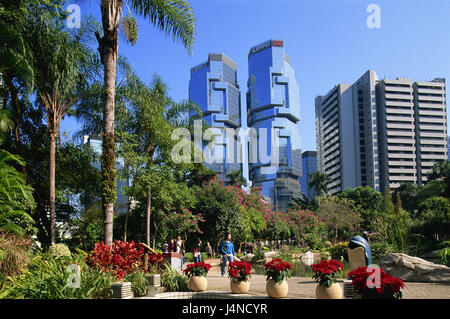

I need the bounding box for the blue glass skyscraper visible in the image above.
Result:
[300,151,317,198]
[189,53,242,181]
[247,40,302,211]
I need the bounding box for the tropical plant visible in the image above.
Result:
[264,259,292,284]
[123,270,148,297]
[348,266,405,299]
[86,240,145,279]
[311,259,344,287]
[0,251,113,299]
[48,243,71,258]
[307,170,330,196]
[0,149,36,235]
[228,261,251,283]
[27,14,91,244]
[182,262,211,278]
[0,232,33,284]
[160,262,188,292]
[94,0,196,246]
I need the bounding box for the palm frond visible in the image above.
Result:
[128,0,196,53]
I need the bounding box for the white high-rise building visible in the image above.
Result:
[315,70,448,194]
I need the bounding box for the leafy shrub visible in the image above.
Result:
[370,242,395,260]
[123,270,148,297]
[0,232,33,284]
[86,241,144,279]
[160,263,188,292]
[328,242,348,261]
[0,252,113,299]
[49,243,71,258]
[251,248,265,262]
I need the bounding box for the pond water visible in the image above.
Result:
[252,260,351,278]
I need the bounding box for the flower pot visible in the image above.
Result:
[188,276,207,292]
[315,283,343,299]
[230,280,250,294]
[266,279,288,298]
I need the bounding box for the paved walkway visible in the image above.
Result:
[202,265,450,299]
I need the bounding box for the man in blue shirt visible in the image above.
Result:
[220,233,235,277]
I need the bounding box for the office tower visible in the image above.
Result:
[300,151,318,198]
[188,53,242,181]
[315,70,448,194]
[84,135,129,214]
[247,39,302,211]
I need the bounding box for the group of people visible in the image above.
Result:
[161,233,238,276]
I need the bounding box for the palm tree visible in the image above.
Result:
[94,0,196,245]
[225,170,247,187]
[307,170,330,196]
[29,21,90,244]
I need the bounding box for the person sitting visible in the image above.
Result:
[162,243,169,253]
[205,242,213,258]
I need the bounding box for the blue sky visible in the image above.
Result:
[62,0,450,153]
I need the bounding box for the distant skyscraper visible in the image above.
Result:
[300,151,318,198]
[247,39,302,211]
[315,70,448,194]
[188,53,242,181]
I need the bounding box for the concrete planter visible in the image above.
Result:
[188,276,208,292]
[146,274,161,286]
[266,279,288,298]
[230,280,250,294]
[315,283,343,299]
[111,282,133,299]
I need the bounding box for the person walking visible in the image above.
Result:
[220,233,235,277]
[168,238,176,252]
[176,235,185,268]
[193,238,202,263]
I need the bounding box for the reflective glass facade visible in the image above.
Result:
[247,40,302,211]
[189,53,242,181]
[299,151,317,198]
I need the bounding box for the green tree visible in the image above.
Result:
[225,170,247,187]
[307,170,330,196]
[28,17,91,244]
[194,177,243,252]
[316,196,362,244]
[94,0,196,246]
[338,186,383,229]
[426,160,450,198]
[289,192,318,212]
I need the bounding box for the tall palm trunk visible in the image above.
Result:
[146,186,151,247]
[96,0,121,246]
[49,131,57,245]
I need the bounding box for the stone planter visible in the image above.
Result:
[111,282,133,299]
[230,280,250,294]
[145,274,161,297]
[188,276,208,292]
[266,279,288,298]
[145,274,161,287]
[315,283,343,299]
